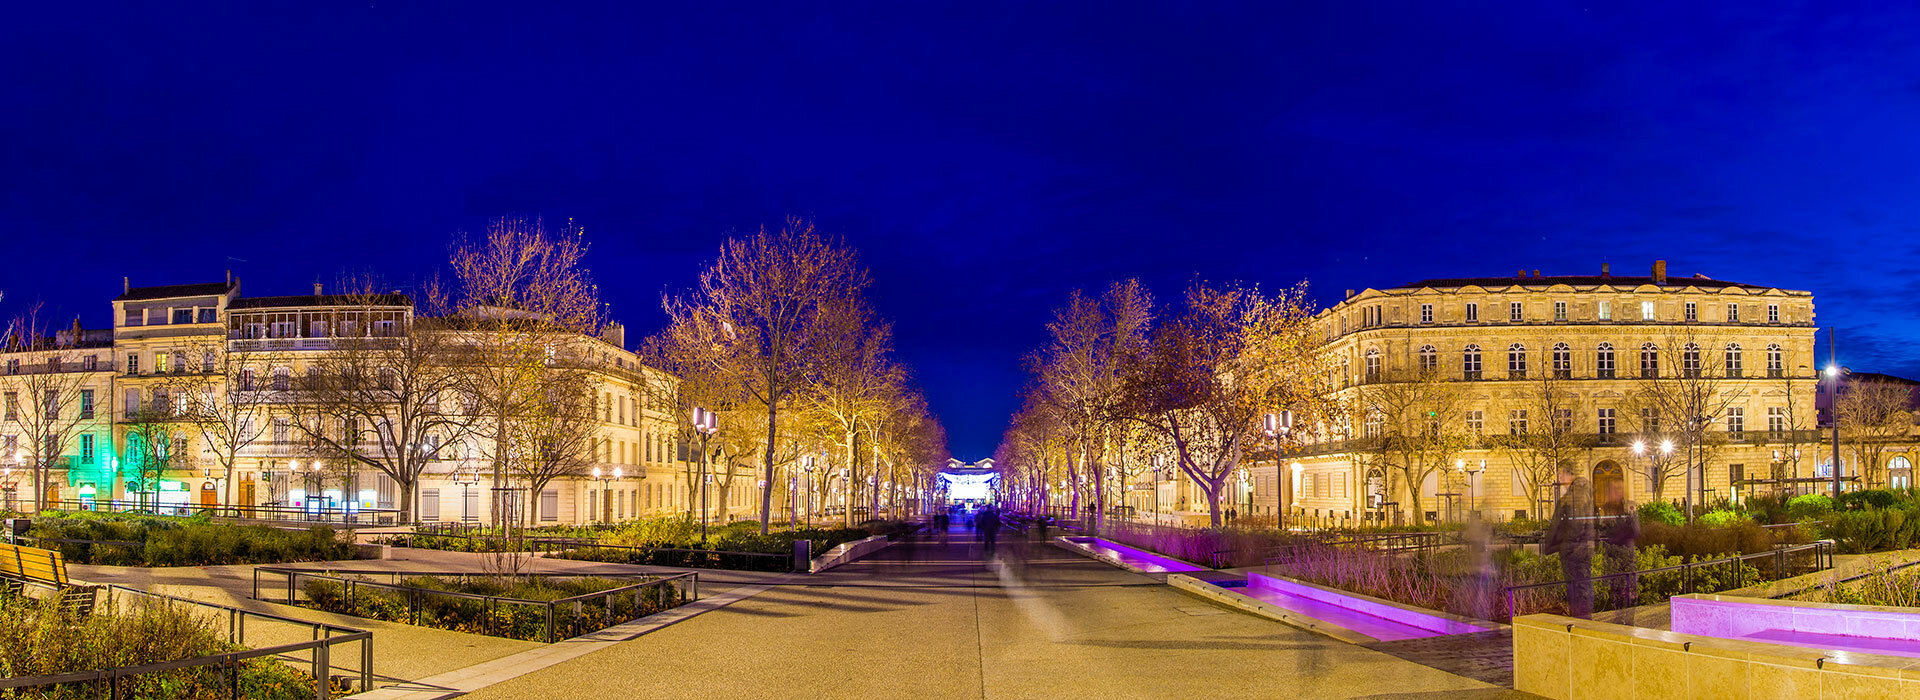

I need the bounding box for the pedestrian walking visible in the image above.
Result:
[977,506,1002,556]
[1543,470,1597,619]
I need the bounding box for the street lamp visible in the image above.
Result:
[690,407,719,543]
[1264,410,1292,529]
[1827,362,1845,499]
[1467,459,1485,515]
[452,468,479,524]
[801,454,816,528]
[591,466,623,523]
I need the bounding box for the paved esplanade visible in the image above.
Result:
[465,522,1522,699]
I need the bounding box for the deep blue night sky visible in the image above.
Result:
[4,3,1919,459]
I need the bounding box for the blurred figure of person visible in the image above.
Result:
[933,508,950,545]
[1543,469,1597,619]
[1598,479,1641,625]
[1463,511,1498,621]
[977,506,1002,556]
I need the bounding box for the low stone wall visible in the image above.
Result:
[1514,613,1920,699]
[810,535,890,573]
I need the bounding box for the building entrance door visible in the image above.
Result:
[1592,460,1625,516]
[199,482,219,508]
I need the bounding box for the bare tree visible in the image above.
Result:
[655,219,870,535]
[448,217,603,528]
[1627,330,1744,515]
[162,340,279,508]
[506,362,598,525]
[2,307,98,511]
[1125,281,1325,528]
[1837,378,1917,487]
[1494,340,1590,519]
[1355,365,1473,524]
[290,287,473,523]
[1028,280,1152,532]
[801,296,902,526]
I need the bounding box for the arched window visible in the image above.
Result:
[1596,343,1616,379]
[1417,345,1438,374]
[1682,343,1702,378]
[1462,345,1483,381]
[1364,348,1382,382]
[1725,343,1743,378]
[1552,342,1572,379]
[1508,343,1528,379]
[1640,343,1660,379]
[1767,344,1784,378]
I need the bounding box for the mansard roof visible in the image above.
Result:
[1397,275,1769,291]
[113,281,237,301]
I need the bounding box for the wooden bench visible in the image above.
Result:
[0,542,98,616]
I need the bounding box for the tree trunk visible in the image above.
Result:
[759,403,776,535]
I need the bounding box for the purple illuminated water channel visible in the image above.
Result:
[1238,572,1487,641]
[1671,595,1920,659]
[1063,537,1483,642]
[1062,537,1207,573]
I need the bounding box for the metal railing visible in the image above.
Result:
[394,528,801,571]
[0,584,371,699]
[35,499,403,526]
[1499,539,1834,621]
[252,567,696,643]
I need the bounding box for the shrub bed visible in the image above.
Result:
[26,511,350,566]
[0,592,322,699]
[298,574,683,642]
[396,517,910,570]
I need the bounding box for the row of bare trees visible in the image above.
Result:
[996,280,1920,528]
[997,279,1335,529]
[650,218,948,535]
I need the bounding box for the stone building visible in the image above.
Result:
[1274,261,1821,524]
[1,276,771,525]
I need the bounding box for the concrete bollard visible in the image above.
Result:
[794,539,811,573]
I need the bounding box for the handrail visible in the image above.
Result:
[34,499,403,526]
[1499,539,1834,621]
[253,567,696,643]
[0,584,373,699]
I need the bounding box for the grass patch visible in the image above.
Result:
[26,510,351,567]
[298,574,683,642]
[0,592,323,699]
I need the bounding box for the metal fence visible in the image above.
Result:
[35,499,403,526]
[397,530,798,571]
[252,567,697,643]
[0,584,371,700]
[1500,539,1835,621]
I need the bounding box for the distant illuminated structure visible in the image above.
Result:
[939,458,997,504]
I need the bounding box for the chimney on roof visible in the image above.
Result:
[1517,270,1526,279]
[1532,269,1541,279]
[123,277,130,294]
[1652,260,1668,285]
[1345,289,1354,299]
[313,282,323,297]
[1601,263,1610,278]
[226,269,232,286]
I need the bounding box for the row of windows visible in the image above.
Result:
[3,390,96,421]
[124,306,218,327]
[0,433,98,463]
[1362,406,1795,438]
[1361,342,1788,381]
[4,355,103,374]
[1344,299,1787,335]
